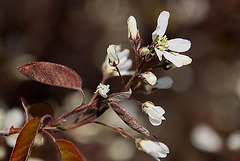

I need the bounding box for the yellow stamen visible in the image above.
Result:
[153,35,169,51]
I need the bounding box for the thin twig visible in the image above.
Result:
[115,66,125,89]
[93,121,136,140]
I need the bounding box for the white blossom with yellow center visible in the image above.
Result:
[152,11,192,67]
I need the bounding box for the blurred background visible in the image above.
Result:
[0,0,240,160]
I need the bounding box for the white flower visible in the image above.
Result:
[142,101,165,126]
[135,138,169,161]
[127,15,140,41]
[152,11,192,67]
[142,72,157,86]
[95,83,110,98]
[107,44,119,66]
[102,45,134,78]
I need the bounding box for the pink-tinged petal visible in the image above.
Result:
[155,49,163,61]
[178,54,192,65]
[162,51,183,67]
[168,38,191,52]
[152,11,170,40]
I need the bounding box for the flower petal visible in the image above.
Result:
[119,59,132,71]
[162,51,183,67]
[114,70,135,76]
[155,49,163,61]
[178,54,192,65]
[168,38,191,52]
[154,77,173,89]
[152,11,170,40]
[149,116,162,126]
[118,49,130,60]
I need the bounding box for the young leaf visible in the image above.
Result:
[21,98,54,119]
[17,62,82,91]
[56,139,84,161]
[108,102,151,136]
[28,103,54,118]
[10,118,41,161]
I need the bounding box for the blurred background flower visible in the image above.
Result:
[0,0,240,160]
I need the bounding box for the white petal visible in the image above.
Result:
[118,49,130,60]
[119,59,132,71]
[178,54,192,65]
[162,51,183,67]
[154,77,173,89]
[149,116,162,126]
[168,38,191,52]
[114,70,135,76]
[159,142,170,154]
[155,49,163,61]
[116,45,121,52]
[149,152,161,161]
[152,11,170,40]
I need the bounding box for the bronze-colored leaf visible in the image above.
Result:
[17,62,82,91]
[10,118,41,161]
[56,139,84,161]
[109,102,150,136]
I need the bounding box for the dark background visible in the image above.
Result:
[0,0,240,161]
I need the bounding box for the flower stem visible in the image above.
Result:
[55,106,108,130]
[93,121,136,140]
[115,66,125,89]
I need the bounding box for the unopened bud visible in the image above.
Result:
[107,44,119,67]
[127,16,140,41]
[141,71,157,86]
[139,47,150,57]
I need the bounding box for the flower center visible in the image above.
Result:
[153,35,169,51]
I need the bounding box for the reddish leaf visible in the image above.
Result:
[109,102,151,136]
[28,103,54,118]
[10,118,41,161]
[21,97,54,119]
[56,139,84,161]
[17,62,82,90]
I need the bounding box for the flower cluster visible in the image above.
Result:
[96,10,192,160]
[1,10,191,161]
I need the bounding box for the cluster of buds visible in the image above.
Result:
[97,10,192,160]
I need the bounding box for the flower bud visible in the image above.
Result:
[95,83,110,98]
[127,16,140,41]
[139,47,150,57]
[141,71,157,86]
[107,44,119,67]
